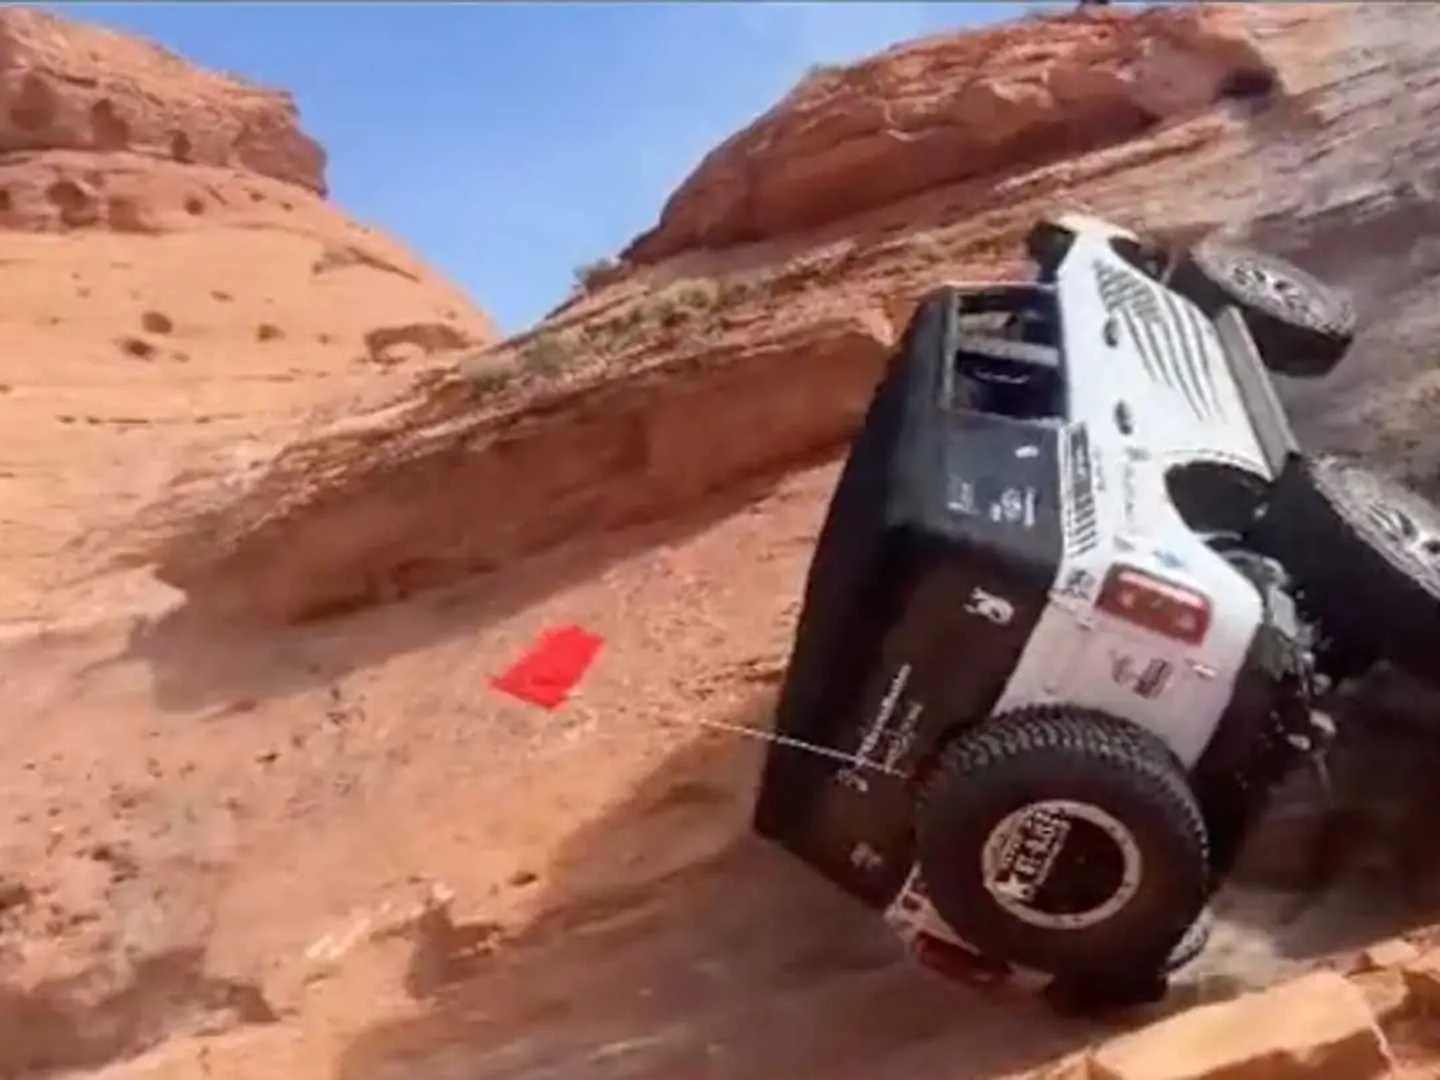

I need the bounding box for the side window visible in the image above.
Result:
[950,298,1065,421]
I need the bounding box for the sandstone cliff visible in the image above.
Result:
[129,2,1440,623]
[14,6,1440,1080]
[0,6,495,620]
[622,4,1279,263]
[0,8,511,1074]
[0,5,326,201]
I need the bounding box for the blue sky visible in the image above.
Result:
[58,2,1060,334]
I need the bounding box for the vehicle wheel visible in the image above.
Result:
[1165,906,1214,972]
[1255,455,1440,687]
[915,706,1210,982]
[1176,240,1355,377]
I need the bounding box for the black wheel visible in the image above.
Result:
[1177,240,1355,377]
[1254,455,1440,687]
[915,707,1210,983]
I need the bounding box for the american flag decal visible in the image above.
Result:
[1091,260,1224,422]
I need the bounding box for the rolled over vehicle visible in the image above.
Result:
[753,210,1440,1008]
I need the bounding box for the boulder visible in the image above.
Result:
[1087,971,1392,1080]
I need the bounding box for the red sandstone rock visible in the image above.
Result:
[623,5,1280,264]
[0,6,496,617]
[0,6,326,194]
[15,4,1440,1080]
[1086,972,1392,1080]
[125,4,1371,624]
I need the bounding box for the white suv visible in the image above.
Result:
[753,210,1440,1009]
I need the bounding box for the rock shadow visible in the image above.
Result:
[1208,669,1440,973]
[331,671,1440,1080]
[75,471,807,715]
[333,692,1105,1080]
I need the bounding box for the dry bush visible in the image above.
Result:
[520,332,580,377]
[462,362,514,396]
[574,256,622,291]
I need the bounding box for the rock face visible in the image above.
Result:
[0,11,503,1062]
[1039,941,1440,1080]
[19,9,1440,1080]
[136,311,895,620]
[1085,972,1392,1080]
[0,6,495,618]
[0,5,326,210]
[128,2,1440,623]
[624,4,1279,263]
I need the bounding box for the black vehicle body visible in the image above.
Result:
[752,289,1068,907]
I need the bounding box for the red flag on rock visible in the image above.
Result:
[491,624,605,710]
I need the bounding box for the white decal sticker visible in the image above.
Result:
[1057,568,1097,602]
[856,663,911,763]
[1154,549,1186,572]
[1001,488,1025,523]
[965,586,1015,626]
[1016,444,1040,459]
[1120,458,1139,523]
[882,701,925,771]
[947,477,978,516]
[850,842,885,873]
[834,664,913,795]
[992,487,1038,529]
[1110,653,1174,700]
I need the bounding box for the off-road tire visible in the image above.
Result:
[1253,455,1440,687]
[915,707,1210,982]
[1176,240,1355,378]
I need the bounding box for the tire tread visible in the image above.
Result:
[1180,241,1354,377]
[1256,455,1440,685]
[915,706,1209,980]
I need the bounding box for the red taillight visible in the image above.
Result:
[1096,565,1211,645]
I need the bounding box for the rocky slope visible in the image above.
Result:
[0,6,494,621]
[124,2,1440,624]
[0,8,505,1074]
[11,4,1440,1080]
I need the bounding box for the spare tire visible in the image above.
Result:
[1254,455,1440,686]
[915,706,1210,983]
[1176,240,1356,378]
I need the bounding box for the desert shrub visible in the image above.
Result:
[632,278,722,329]
[520,332,580,376]
[574,256,621,291]
[464,364,514,396]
